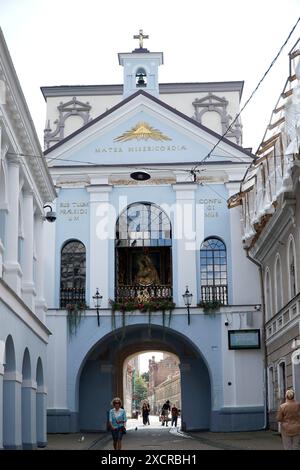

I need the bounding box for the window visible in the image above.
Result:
[200,237,227,304]
[278,361,286,404]
[60,240,86,308]
[117,202,171,248]
[288,237,297,300]
[275,255,283,312]
[265,268,273,321]
[268,366,275,410]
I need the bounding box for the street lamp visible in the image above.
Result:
[93,288,102,326]
[182,285,193,325]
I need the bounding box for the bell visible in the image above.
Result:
[137,73,146,86]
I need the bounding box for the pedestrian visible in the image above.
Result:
[277,388,300,450]
[142,401,150,425]
[108,397,127,450]
[161,400,171,427]
[171,404,179,427]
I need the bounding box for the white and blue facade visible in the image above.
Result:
[0,30,56,449]
[43,43,264,433]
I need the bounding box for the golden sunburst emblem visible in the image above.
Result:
[114,121,172,142]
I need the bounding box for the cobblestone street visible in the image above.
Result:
[44,416,283,451]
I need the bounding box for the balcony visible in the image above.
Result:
[266,292,300,342]
[60,287,86,308]
[200,285,228,305]
[115,284,172,302]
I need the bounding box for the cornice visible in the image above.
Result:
[0,29,56,203]
[250,197,296,261]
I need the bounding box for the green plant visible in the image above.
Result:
[109,297,176,330]
[66,302,88,336]
[197,300,223,313]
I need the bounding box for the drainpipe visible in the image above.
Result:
[245,248,269,430]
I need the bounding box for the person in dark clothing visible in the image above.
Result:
[161,400,171,426]
[171,405,179,427]
[142,402,150,425]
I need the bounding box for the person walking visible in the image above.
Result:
[161,400,171,426]
[277,389,300,450]
[142,402,150,425]
[171,404,179,427]
[108,397,127,450]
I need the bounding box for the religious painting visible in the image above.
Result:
[132,252,161,286]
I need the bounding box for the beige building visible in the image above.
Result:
[229,39,300,430]
[148,354,181,414]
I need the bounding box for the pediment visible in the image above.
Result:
[45,91,254,167]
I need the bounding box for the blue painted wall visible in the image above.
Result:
[55,188,90,307]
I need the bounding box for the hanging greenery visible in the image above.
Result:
[109,298,176,330]
[197,300,223,314]
[66,302,88,336]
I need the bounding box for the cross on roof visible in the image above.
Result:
[133,29,149,49]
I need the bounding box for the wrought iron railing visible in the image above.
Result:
[201,285,228,305]
[116,284,172,301]
[60,287,86,308]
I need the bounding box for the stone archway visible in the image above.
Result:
[78,324,211,432]
[3,335,21,449]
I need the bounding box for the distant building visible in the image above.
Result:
[148,354,181,414]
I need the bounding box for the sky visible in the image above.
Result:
[139,352,163,374]
[1,0,300,151]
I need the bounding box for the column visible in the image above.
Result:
[0,363,3,449]
[36,385,47,447]
[172,183,198,306]
[21,190,36,310]
[35,213,47,321]
[87,185,113,308]
[22,379,37,449]
[3,371,22,449]
[4,156,22,294]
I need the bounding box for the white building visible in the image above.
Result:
[0,29,56,449]
[43,32,264,433]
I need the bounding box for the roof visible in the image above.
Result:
[41,81,244,100]
[44,89,254,159]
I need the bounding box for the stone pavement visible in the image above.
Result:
[43,415,283,450]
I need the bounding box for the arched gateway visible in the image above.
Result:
[78,324,211,432]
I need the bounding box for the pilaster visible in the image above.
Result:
[3,370,22,449]
[21,190,36,310]
[87,184,113,308]
[4,156,22,294]
[0,364,3,449]
[172,183,198,306]
[22,379,37,449]
[35,213,47,321]
[36,385,47,447]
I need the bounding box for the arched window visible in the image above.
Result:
[265,268,273,321]
[115,202,172,300]
[275,255,283,312]
[135,67,147,87]
[278,361,286,404]
[60,240,86,308]
[268,366,275,410]
[200,237,227,304]
[117,202,171,248]
[288,236,297,300]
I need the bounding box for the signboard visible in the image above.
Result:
[228,329,260,350]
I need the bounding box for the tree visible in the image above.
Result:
[141,371,149,383]
[134,373,148,406]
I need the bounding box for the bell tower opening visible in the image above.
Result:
[135,67,147,88]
